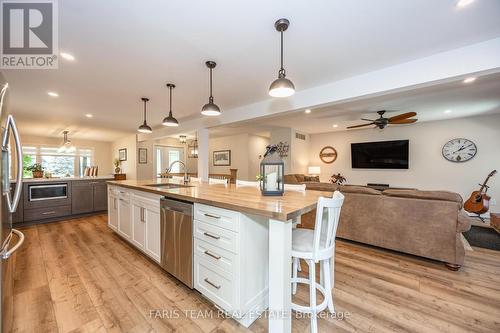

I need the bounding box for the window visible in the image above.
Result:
[22,146,37,178]
[154,145,185,177]
[21,145,94,178]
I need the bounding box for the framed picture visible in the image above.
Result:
[138,148,147,164]
[118,148,127,161]
[213,150,231,166]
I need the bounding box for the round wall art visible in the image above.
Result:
[319,146,338,164]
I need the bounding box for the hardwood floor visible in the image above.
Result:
[12,214,500,333]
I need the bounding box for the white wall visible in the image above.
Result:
[308,114,500,213]
[21,135,114,175]
[248,135,269,180]
[291,129,310,175]
[112,134,137,180]
[209,134,250,180]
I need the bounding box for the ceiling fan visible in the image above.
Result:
[347,110,418,129]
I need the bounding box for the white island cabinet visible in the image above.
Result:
[107,185,161,263]
[193,203,269,328]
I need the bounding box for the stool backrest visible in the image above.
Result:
[284,184,306,192]
[209,178,228,185]
[236,180,259,187]
[313,191,344,259]
[190,177,201,182]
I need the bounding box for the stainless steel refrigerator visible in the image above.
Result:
[0,72,24,333]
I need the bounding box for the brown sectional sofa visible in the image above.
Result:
[286,174,472,269]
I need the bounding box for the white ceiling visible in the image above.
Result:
[4,0,500,141]
[211,72,500,134]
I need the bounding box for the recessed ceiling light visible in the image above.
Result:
[463,77,476,84]
[456,0,474,8]
[332,124,338,128]
[305,109,311,114]
[85,114,93,118]
[444,109,452,114]
[47,91,59,97]
[60,52,75,61]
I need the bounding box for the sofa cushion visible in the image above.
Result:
[383,189,463,207]
[304,182,339,192]
[339,185,382,195]
[284,174,298,184]
[294,174,306,182]
[457,211,472,233]
[304,175,320,182]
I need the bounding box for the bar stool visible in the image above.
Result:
[291,191,344,333]
[235,179,259,187]
[209,178,228,185]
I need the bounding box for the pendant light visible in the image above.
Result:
[58,130,76,153]
[162,83,179,127]
[138,97,153,133]
[268,18,295,98]
[188,133,198,158]
[201,61,221,116]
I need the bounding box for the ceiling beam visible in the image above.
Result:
[138,37,500,142]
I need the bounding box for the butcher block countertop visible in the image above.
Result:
[107,179,333,221]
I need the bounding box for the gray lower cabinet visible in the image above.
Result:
[93,182,108,211]
[71,180,108,214]
[72,181,94,214]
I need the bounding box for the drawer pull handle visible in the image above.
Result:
[204,278,221,290]
[41,211,56,215]
[204,250,221,260]
[204,213,220,219]
[203,232,220,240]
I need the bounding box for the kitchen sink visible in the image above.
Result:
[145,183,193,189]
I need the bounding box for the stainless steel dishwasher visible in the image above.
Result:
[160,198,193,288]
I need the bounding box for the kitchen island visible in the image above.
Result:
[107,178,332,333]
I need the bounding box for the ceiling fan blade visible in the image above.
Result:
[389,118,418,124]
[347,123,375,129]
[360,118,375,122]
[388,112,417,122]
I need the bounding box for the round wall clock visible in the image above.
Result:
[442,138,477,163]
[319,146,338,164]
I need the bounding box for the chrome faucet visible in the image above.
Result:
[167,160,189,183]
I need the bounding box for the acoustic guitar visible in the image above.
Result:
[464,170,497,214]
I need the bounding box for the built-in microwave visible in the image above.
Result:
[28,183,68,201]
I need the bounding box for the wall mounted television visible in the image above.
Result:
[351,140,409,169]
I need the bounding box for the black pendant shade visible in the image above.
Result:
[163,83,179,127]
[201,61,221,116]
[269,18,295,98]
[138,97,153,133]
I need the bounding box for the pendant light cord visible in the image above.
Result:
[169,86,173,116]
[209,68,214,103]
[143,99,147,122]
[279,30,286,78]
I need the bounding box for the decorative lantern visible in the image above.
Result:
[259,145,285,196]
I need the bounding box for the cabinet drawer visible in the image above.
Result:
[194,238,235,274]
[24,205,72,222]
[194,255,234,312]
[194,219,238,254]
[194,203,239,232]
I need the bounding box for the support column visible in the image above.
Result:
[197,128,209,181]
[268,218,292,333]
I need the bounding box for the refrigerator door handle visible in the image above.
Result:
[2,114,23,213]
[1,229,24,259]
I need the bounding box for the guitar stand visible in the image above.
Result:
[474,214,487,223]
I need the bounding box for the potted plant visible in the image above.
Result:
[113,158,121,174]
[26,163,44,178]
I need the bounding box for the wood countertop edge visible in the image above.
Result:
[106,181,317,222]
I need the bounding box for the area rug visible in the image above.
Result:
[463,226,500,251]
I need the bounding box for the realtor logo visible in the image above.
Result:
[1,0,58,69]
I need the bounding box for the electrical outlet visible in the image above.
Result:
[491,198,497,206]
